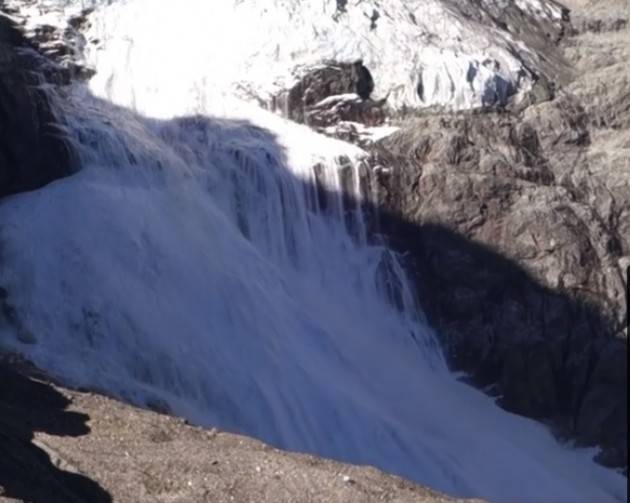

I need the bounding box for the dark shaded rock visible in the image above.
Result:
[271,61,380,126]
[354,10,629,472]
[0,15,73,197]
[576,339,628,455]
[305,94,387,129]
[335,0,348,15]
[368,71,628,468]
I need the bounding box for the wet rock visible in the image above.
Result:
[304,94,387,129]
[0,15,73,197]
[1,1,96,83]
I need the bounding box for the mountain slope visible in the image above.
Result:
[0,1,627,502]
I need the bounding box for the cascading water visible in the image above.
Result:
[0,1,626,502]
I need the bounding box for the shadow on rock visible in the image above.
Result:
[0,362,111,503]
[378,217,627,470]
[295,158,627,471]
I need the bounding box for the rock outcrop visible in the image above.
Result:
[0,356,482,503]
[270,61,380,125]
[371,104,627,469]
[0,13,72,197]
[365,0,628,471]
[1,0,95,82]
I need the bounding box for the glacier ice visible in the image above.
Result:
[8,0,566,111]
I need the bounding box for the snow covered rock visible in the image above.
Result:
[1,0,95,82]
[224,0,569,111]
[267,61,379,124]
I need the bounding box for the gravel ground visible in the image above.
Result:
[0,355,482,503]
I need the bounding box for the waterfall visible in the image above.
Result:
[0,1,626,502]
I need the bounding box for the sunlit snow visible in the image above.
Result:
[10,0,564,110]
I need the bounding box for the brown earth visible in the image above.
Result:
[0,355,482,503]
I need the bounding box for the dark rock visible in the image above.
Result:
[271,61,380,127]
[0,356,478,503]
[2,3,96,84]
[368,63,628,468]
[0,15,73,197]
[304,94,387,129]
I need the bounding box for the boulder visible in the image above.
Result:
[0,356,482,503]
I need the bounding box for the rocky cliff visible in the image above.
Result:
[372,0,628,471]
[0,13,72,197]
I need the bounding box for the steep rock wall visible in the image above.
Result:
[0,13,72,197]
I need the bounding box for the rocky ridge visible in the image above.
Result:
[0,12,72,197]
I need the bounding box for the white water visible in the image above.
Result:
[0,1,627,502]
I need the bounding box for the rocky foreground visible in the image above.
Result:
[0,356,481,503]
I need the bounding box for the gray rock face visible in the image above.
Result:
[371,104,627,468]
[269,61,384,129]
[0,14,72,197]
[366,4,629,470]
[563,0,629,34]
[1,0,95,83]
